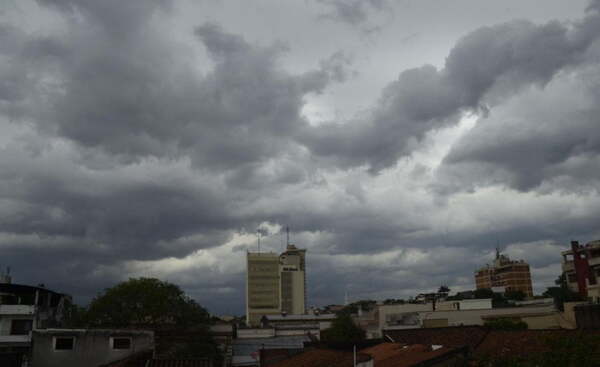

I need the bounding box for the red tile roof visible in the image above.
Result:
[268,343,466,367]
[385,326,600,361]
[384,326,489,351]
[474,329,600,359]
[268,348,371,367]
[361,343,461,367]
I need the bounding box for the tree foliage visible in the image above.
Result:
[320,313,366,342]
[337,300,377,315]
[438,285,450,294]
[542,275,583,311]
[86,277,211,329]
[504,290,526,301]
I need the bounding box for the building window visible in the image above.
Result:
[54,337,75,351]
[111,337,132,350]
[10,320,33,335]
[567,273,577,283]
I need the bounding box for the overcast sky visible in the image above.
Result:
[1,0,599,315]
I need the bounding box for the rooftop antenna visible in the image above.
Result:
[495,240,500,260]
[286,226,290,247]
[257,229,261,253]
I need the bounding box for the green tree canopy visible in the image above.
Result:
[542,275,583,311]
[86,277,211,329]
[504,290,526,301]
[320,313,366,342]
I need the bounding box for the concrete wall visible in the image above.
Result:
[420,305,557,328]
[0,315,35,339]
[521,314,561,329]
[237,328,275,339]
[460,299,492,310]
[31,329,153,367]
[562,301,586,328]
[378,303,433,330]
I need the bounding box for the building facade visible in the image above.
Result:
[246,244,307,326]
[279,244,306,315]
[561,240,600,302]
[246,253,281,327]
[475,250,533,298]
[31,329,154,367]
[0,270,71,367]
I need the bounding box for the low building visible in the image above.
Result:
[436,299,492,311]
[31,329,154,367]
[561,240,600,302]
[380,303,561,331]
[475,249,533,298]
[232,335,311,367]
[264,313,336,331]
[0,273,71,366]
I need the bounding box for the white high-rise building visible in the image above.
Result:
[246,244,307,326]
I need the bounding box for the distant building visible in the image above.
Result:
[246,252,281,327]
[279,244,306,316]
[561,240,600,302]
[474,249,533,298]
[0,270,71,367]
[246,244,307,327]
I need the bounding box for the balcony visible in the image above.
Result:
[0,305,35,315]
[562,261,574,272]
[589,256,600,267]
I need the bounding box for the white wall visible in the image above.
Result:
[459,299,492,310]
[237,328,275,339]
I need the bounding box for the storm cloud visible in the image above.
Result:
[0,0,598,314]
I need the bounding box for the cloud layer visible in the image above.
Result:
[0,0,598,313]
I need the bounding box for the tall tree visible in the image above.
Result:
[86,277,211,329]
[321,313,366,342]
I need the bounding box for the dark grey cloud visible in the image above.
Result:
[438,63,600,193]
[1,0,599,314]
[317,0,389,27]
[3,2,349,174]
[301,6,600,172]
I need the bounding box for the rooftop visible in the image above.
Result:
[265,313,336,321]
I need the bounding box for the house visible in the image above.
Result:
[0,273,71,366]
[31,329,154,367]
[232,334,311,366]
[562,240,600,302]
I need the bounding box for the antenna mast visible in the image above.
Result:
[257,230,261,253]
[286,226,290,247]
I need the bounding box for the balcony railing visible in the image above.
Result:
[0,334,31,343]
[0,305,35,315]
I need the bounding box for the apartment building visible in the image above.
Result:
[475,250,533,298]
[561,240,600,302]
[246,244,307,326]
[279,244,306,315]
[246,252,281,327]
[0,270,71,366]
